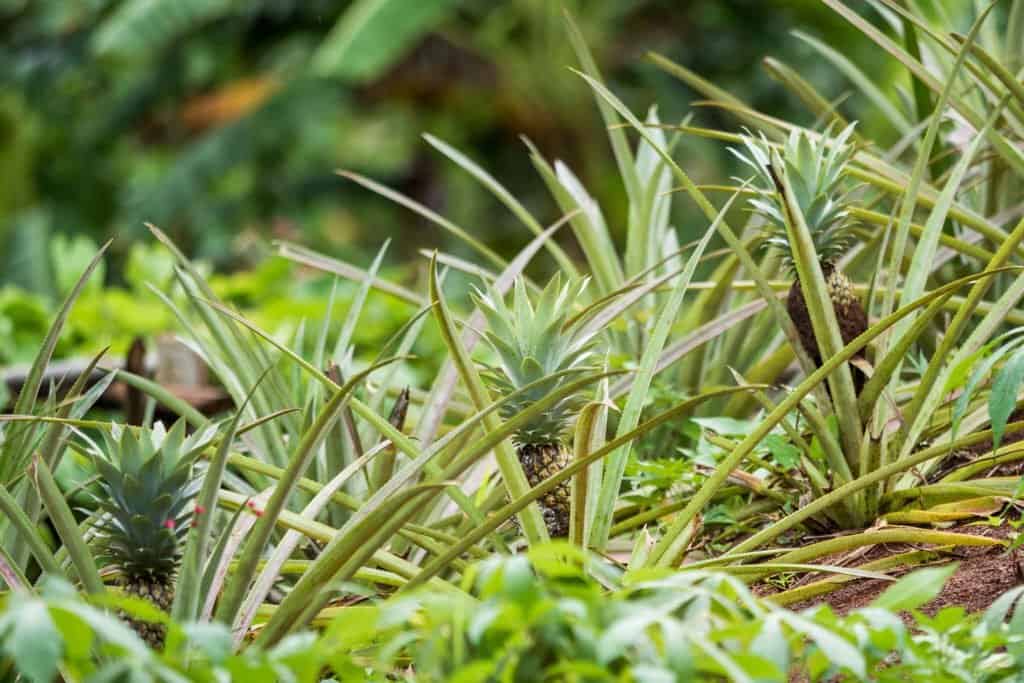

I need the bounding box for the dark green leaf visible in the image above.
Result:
[989,348,1024,452]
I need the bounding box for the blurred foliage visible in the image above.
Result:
[8,548,1024,681]
[0,234,430,371]
[0,1,882,313]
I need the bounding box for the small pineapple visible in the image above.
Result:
[733,124,868,393]
[88,420,200,648]
[473,276,602,537]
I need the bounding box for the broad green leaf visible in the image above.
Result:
[183,622,234,663]
[944,342,995,394]
[951,343,1016,440]
[48,608,92,662]
[780,612,865,678]
[982,586,1024,631]
[749,615,789,676]
[871,563,959,612]
[94,0,237,59]
[314,0,461,81]
[692,417,756,436]
[989,347,1024,452]
[764,434,800,469]
[1,601,61,683]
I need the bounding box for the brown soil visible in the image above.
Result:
[781,409,1024,618]
[931,407,1024,479]
[766,523,1023,618]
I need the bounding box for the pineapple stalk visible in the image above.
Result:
[734,124,868,394]
[473,277,601,538]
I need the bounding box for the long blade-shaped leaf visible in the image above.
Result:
[563,9,639,203]
[424,134,578,277]
[589,193,732,549]
[233,439,391,643]
[648,269,1006,567]
[213,356,400,623]
[172,367,271,622]
[1,241,110,484]
[31,457,104,595]
[771,149,861,472]
[427,255,549,544]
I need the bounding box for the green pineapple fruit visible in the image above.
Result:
[734,124,868,393]
[473,276,602,537]
[88,419,200,648]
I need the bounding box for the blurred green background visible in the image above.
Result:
[0,0,887,366]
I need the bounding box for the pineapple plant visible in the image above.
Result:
[473,276,602,537]
[87,419,201,648]
[733,124,869,393]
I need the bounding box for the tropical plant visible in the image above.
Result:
[87,420,204,647]
[6,3,1024,679]
[0,576,340,682]
[365,548,1024,682]
[9,549,1024,682]
[0,235,427,378]
[733,123,869,394]
[316,1,1024,578]
[473,275,604,537]
[607,0,1024,576]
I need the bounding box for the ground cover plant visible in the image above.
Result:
[8,549,1024,681]
[5,1,1024,681]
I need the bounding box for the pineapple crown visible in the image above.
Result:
[472,275,602,447]
[731,123,858,273]
[87,419,202,580]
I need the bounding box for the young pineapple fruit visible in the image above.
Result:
[473,276,602,537]
[734,124,868,393]
[88,420,200,648]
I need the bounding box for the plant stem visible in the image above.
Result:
[30,457,104,595]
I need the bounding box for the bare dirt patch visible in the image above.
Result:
[774,523,1023,617]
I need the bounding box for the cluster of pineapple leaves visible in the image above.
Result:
[10,1,1024,681]
[5,548,1024,682]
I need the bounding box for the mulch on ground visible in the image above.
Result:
[760,413,1024,618]
[762,522,1023,617]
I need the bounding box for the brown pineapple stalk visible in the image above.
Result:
[734,124,868,393]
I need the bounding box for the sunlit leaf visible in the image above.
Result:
[872,563,959,612]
